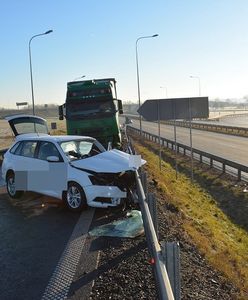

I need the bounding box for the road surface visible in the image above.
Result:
[127,118,248,167]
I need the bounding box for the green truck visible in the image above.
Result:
[59,78,123,148]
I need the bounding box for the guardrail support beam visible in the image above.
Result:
[161,242,181,300]
[148,193,158,237]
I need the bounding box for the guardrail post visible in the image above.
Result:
[222,163,226,174]
[161,242,181,300]
[238,169,241,181]
[210,158,213,168]
[147,193,158,237]
[141,171,148,196]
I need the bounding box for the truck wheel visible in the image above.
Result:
[6,172,23,199]
[64,182,87,212]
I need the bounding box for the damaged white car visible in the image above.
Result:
[1,115,145,211]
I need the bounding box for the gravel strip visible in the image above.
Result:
[90,231,158,299]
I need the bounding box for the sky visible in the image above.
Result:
[1,0,248,108]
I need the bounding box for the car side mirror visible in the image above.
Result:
[47,156,60,162]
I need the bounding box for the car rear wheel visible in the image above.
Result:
[64,182,87,212]
[6,172,23,199]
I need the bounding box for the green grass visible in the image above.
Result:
[133,137,248,299]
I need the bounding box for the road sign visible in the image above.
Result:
[138,97,209,182]
[137,97,209,121]
[16,102,28,106]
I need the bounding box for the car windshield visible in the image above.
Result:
[59,139,104,160]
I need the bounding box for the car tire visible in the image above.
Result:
[6,172,23,199]
[64,182,87,212]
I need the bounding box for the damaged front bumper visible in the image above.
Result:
[84,185,127,208]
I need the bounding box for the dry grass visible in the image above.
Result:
[134,138,248,299]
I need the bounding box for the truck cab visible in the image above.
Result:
[59,78,123,148]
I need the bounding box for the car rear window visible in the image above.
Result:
[10,142,21,154]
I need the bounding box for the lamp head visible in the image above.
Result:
[45,30,53,34]
[152,34,159,37]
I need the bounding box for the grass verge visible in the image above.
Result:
[132,135,248,299]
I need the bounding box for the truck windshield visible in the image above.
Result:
[66,100,115,119]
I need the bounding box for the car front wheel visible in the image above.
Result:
[64,182,87,212]
[6,172,23,199]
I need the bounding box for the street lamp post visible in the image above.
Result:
[189,75,201,182]
[190,75,201,97]
[160,86,168,98]
[29,30,53,115]
[136,34,158,133]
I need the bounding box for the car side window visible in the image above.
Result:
[37,142,61,161]
[20,141,38,158]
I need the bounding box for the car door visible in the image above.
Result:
[34,141,67,198]
[13,140,39,192]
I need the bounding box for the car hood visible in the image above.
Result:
[70,149,146,173]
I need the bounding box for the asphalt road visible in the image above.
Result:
[127,118,248,167]
[0,188,80,300]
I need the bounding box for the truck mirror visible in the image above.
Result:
[118,100,123,114]
[58,105,64,120]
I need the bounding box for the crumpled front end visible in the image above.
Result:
[84,171,136,208]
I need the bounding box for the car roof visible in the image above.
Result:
[15,134,96,143]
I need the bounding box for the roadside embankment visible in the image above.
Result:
[131,134,248,299]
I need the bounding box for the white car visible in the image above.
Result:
[2,115,145,211]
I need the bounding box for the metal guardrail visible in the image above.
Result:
[135,170,175,300]
[125,128,179,299]
[165,120,248,137]
[128,126,248,182]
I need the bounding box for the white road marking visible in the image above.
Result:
[41,208,95,300]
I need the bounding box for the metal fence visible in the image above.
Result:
[128,126,248,182]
